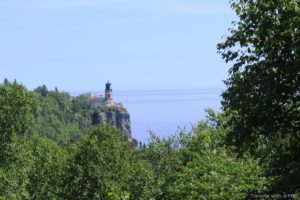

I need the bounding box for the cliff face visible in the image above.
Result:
[91,105,132,139]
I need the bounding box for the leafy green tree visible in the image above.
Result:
[29,87,92,145]
[34,85,49,97]
[127,156,155,200]
[171,121,266,200]
[72,93,92,113]
[139,110,266,199]
[71,93,92,132]
[0,135,33,200]
[27,136,67,199]
[0,81,36,156]
[0,80,36,199]
[144,133,185,199]
[217,0,300,193]
[62,126,132,200]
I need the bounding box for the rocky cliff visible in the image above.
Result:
[91,105,132,140]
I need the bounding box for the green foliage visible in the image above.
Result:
[0,80,35,199]
[34,85,49,97]
[27,136,67,199]
[144,114,265,199]
[28,87,92,145]
[0,135,33,200]
[172,122,266,199]
[173,153,262,200]
[0,1,298,197]
[95,105,128,113]
[62,126,132,199]
[61,118,264,200]
[145,133,185,199]
[0,81,36,146]
[0,135,67,200]
[218,0,300,194]
[72,93,92,113]
[0,79,267,199]
[127,156,155,200]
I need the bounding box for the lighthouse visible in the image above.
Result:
[91,81,117,107]
[105,81,114,105]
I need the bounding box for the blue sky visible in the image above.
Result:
[0,0,235,92]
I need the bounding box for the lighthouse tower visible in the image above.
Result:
[105,81,114,105]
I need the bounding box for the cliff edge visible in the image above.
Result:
[91,105,132,140]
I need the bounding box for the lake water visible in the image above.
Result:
[73,88,223,143]
[112,89,223,143]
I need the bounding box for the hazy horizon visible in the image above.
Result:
[1,0,232,142]
[86,87,222,143]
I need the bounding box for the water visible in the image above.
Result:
[73,88,223,143]
[112,89,223,143]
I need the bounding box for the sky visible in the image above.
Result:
[0,0,235,92]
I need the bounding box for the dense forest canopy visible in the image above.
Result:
[0,80,265,199]
[29,84,93,145]
[0,0,300,199]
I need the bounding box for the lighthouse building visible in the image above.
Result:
[91,81,115,108]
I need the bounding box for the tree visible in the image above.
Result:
[141,112,265,199]
[0,81,37,199]
[29,88,90,145]
[27,136,67,199]
[3,78,9,85]
[62,126,132,200]
[0,135,33,200]
[127,156,155,200]
[0,81,36,154]
[34,85,49,97]
[71,93,92,113]
[144,133,185,199]
[217,0,300,193]
[171,122,265,200]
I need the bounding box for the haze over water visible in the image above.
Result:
[84,88,223,143]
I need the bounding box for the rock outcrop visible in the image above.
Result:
[91,105,132,140]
